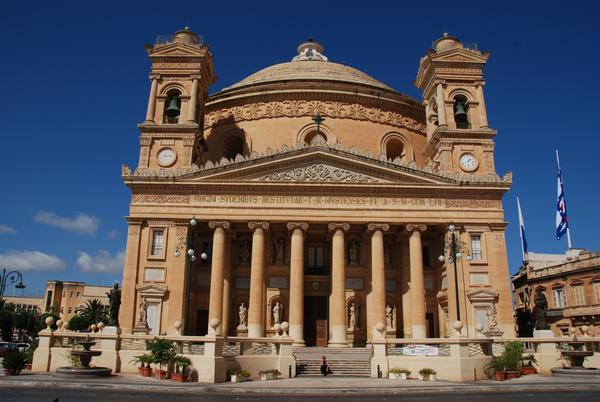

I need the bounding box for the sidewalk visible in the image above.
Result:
[2,372,600,395]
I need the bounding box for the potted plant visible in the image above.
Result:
[229,369,251,383]
[148,338,176,380]
[130,353,152,376]
[503,341,524,379]
[171,355,192,382]
[259,369,281,381]
[2,350,27,376]
[418,368,437,382]
[485,356,506,381]
[388,367,411,380]
[520,354,538,375]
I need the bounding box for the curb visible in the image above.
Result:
[2,379,600,395]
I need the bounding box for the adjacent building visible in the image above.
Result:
[512,249,600,337]
[43,281,112,322]
[2,295,44,314]
[119,28,515,344]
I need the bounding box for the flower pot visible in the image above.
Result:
[505,371,521,379]
[389,372,407,380]
[494,371,506,381]
[155,369,167,380]
[141,367,153,377]
[231,374,249,383]
[138,367,145,375]
[519,367,536,375]
[172,373,187,382]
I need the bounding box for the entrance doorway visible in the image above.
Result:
[195,309,208,336]
[304,296,328,346]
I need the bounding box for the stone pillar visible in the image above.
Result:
[221,235,232,336]
[248,221,269,338]
[207,221,229,335]
[476,84,488,128]
[187,76,200,123]
[287,222,308,346]
[119,220,143,334]
[368,223,389,338]
[406,224,427,338]
[145,75,159,123]
[400,236,411,337]
[436,83,447,126]
[328,223,350,347]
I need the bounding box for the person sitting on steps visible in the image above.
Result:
[320,356,330,376]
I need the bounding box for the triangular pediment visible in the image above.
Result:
[467,289,499,302]
[148,42,208,57]
[432,48,489,64]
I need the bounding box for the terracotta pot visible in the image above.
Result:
[505,370,521,379]
[141,367,153,377]
[172,373,187,382]
[138,367,144,375]
[155,369,167,380]
[494,371,506,381]
[24,364,32,371]
[519,367,536,375]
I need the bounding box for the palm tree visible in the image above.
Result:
[76,299,108,325]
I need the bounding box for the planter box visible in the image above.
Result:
[418,374,437,382]
[389,372,408,380]
[260,373,279,381]
[231,374,250,383]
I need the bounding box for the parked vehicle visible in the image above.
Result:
[0,342,17,357]
[15,343,30,353]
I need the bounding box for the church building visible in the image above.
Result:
[119,28,515,346]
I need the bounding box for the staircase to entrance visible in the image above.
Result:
[293,346,372,377]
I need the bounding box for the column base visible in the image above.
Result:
[411,324,426,339]
[247,323,263,338]
[289,324,304,346]
[328,325,348,347]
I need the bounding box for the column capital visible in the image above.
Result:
[287,222,308,232]
[208,221,230,230]
[367,223,390,233]
[248,221,270,231]
[328,222,350,232]
[406,224,427,233]
[149,73,161,80]
[190,74,202,80]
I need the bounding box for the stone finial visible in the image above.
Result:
[452,320,463,337]
[56,319,63,330]
[209,318,220,335]
[45,316,55,331]
[174,320,182,335]
[475,323,484,337]
[581,325,589,337]
[280,321,289,336]
[90,324,98,332]
[375,322,386,338]
[273,323,282,337]
[97,322,106,331]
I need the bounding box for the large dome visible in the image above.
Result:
[219,39,395,93]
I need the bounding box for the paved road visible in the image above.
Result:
[2,389,600,402]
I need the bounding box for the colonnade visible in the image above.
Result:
[205,221,429,345]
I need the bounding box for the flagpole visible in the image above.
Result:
[556,149,573,250]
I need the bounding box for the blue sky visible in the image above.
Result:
[0,1,598,297]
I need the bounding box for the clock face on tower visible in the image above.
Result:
[458,152,478,172]
[157,147,177,167]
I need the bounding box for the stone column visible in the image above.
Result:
[145,75,159,123]
[207,221,230,335]
[221,235,233,336]
[120,220,143,334]
[187,76,200,123]
[406,224,427,338]
[248,221,269,338]
[328,222,350,347]
[436,83,447,126]
[368,223,389,338]
[287,222,308,346]
[476,84,488,128]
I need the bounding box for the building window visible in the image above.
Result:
[68,307,72,314]
[76,292,80,297]
[69,292,73,298]
[305,244,327,275]
[470,235,482,261]
[304,131,327,145]
[150,229,165,256]
[553,288,566,308]
[385,138,405,161]
[573,285,585,305]
[594,282,600,304]
[224,135,245,160]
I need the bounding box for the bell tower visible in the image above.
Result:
[137,27,216,171]
[416,34,496,176]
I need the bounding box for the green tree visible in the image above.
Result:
[0,308,14,341]
[68,314,91,332]
[76,299,108,325]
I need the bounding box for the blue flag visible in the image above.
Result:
[555,153,569,241]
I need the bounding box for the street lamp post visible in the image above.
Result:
[0,268,26,303]
[174,217,208,335]
[438,224,471,322]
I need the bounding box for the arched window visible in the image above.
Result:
[304,131,327,145]
[224,135,245,160]
[163,89,182,124]
[453,95,470,129]
[385,138,405,160]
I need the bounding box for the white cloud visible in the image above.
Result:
[34,211,99,236]
[77,250,125,274]
[107,229,119,240]
[0,225,16,234]
[0,250,66,271]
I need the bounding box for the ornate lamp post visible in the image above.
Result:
[174,217,208,334]
[0,268,26,303]
[438,224,471,322]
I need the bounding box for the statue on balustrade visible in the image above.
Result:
[106,282,121,327]
[385,304,393,330]
[272,301,284,326]
[238,302,247,329]
[533,288,549,330]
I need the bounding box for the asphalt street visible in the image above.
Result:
[1,389,600,402]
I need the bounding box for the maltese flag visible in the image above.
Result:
[555,150,570,244]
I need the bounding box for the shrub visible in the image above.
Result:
[229,369,250,377]
[1,350,27,372]
[419,368,436,376]
[389,367,411,375]
[147,338,176,371]
[503,341,524,371]
[172,355,192,374]
[68,315,91,332]
[259,369,281,376]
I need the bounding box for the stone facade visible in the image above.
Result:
[119,29,515,344]
[513,249,600,337]
[43,280,112,323]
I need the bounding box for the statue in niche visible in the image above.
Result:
[106,283,121,326]
[348,240,360,265]
[385,304,393,330]
[138,297,148,325]
[239,240,250,265]
[533,288,549,330]
[238,302,247,329]
[348,301,359,329]
[487,303,498,331]
[272,301,284,326]
[273,237,285,264]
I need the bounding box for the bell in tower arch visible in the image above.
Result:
[166,96,181,118]
[453,96,469,129]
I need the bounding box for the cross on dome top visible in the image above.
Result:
[292,38,328,62]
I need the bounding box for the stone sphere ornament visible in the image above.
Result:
[90,324,98,332]
[63,322,69,330]
[452,320,463,336]
[273,323,282,335]
[209,318,220,334]
[581,325,589,336]
[569,327,577,336]
[174,320,182,334]
[375,322,386,337]
[45,316,55,330]
[280,321,289,335]
[56,319,64,329]
[475,323,484,336]
[97,322,105,331]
